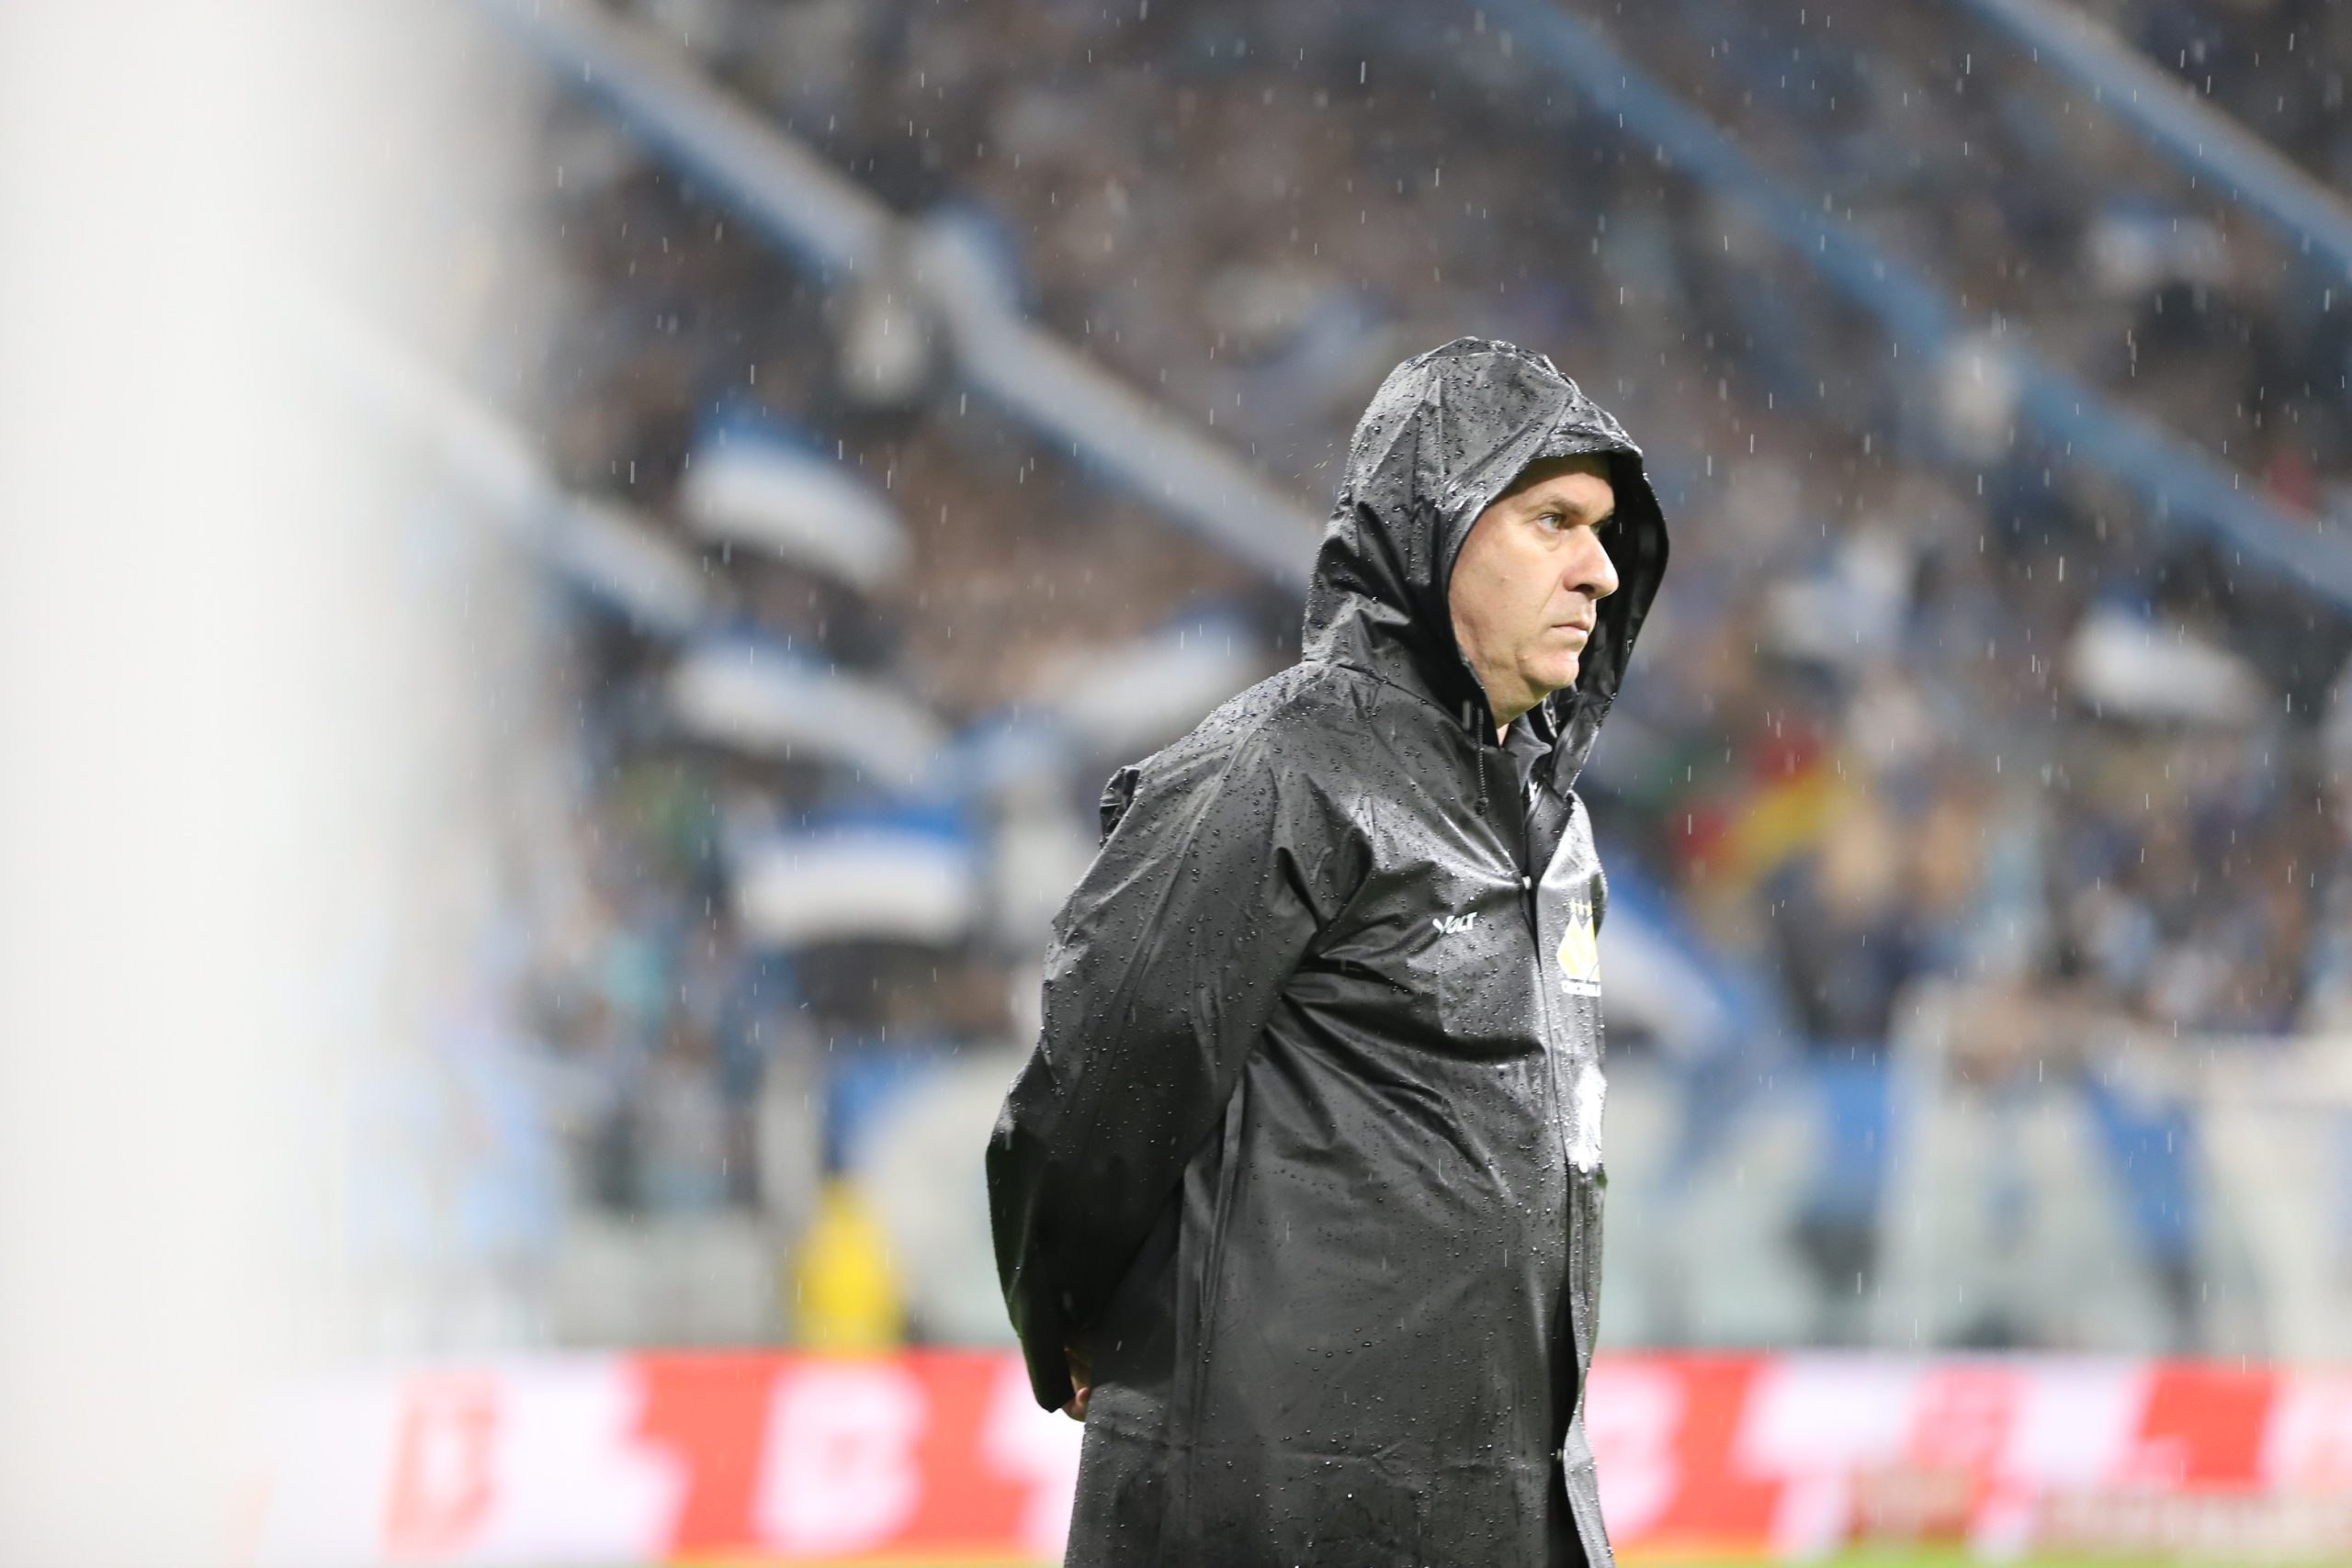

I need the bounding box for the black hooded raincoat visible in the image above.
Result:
[988,338,1670,1567]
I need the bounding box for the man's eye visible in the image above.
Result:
[1538,512,1566,530]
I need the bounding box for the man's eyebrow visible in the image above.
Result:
[1530,494,1616,525]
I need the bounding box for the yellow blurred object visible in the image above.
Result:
[790,1179,905,1351]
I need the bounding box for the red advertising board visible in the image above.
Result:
[250,1351,2352,1563]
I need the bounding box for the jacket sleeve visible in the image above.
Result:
[986,720,1359,1410]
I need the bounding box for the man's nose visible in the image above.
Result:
[1570,532,1619,601]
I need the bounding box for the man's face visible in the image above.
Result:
[1446,455,1620,726]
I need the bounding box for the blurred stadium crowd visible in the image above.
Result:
[367,0,2352,1361]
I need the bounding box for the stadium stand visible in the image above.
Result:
[369,0,2352,1363]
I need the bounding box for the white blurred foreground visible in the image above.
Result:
[0,4,534,1561]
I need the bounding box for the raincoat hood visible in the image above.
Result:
[1303,336,1669,783]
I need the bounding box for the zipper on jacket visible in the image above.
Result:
[1461,697,1491,815]
[1460,714,1541,934]
[1484,742,1542,935]
[1517,767,1544,934]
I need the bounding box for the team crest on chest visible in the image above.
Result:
[1556,890,1601,998]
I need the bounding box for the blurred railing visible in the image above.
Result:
[1471,0,2352,611]
[1954,0,2352,282]
[476,0,1321,593]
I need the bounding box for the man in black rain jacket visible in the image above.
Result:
[987,337,1669,1566]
